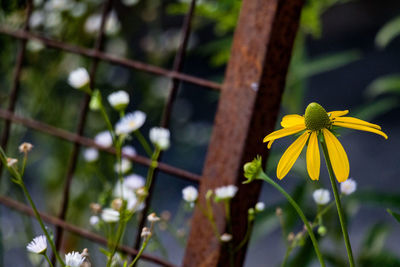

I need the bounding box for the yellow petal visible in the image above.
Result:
[328,110,349,118]
[267,140,274,149]
[333,116,381,130]
[281,114,305,128]
[306,131,320,180]
[332,121,388,139]
[263,125,306,143]
[277,132,309,179]
[322,129,349,182]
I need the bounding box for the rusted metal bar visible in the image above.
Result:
[132,0,197,257]
[0,108,200,182]
[0,196,177,267]
[0,28,222,91]
[53,0,114,261]
[0,0,33,176]
[183,0,304,266]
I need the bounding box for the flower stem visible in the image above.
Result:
[20,182,65,266]
[321,140,355,267]
[134,130,153,157]
[43,253,54,267]
[128,236,151,267]
[256,172,325,267]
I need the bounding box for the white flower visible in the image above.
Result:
[122,0,139,6]
[141,227,151,238]
[182,186,198,203]
[6,158,18,167]
[114,158,132,174]
[220,233,232,242]
[313,189,331,205]
[68,68,90,89]
[65,251,85,267]
[84,14,102,34]
[147,213,160,222]
[19,142,33,153]
[94,131,113,147]
[105,12,120,36]
[83,148,99,162]
[149,127,170,150]
[215,185,238,200]
[340,178,357,195]
[122,145,137,158]
[70,2,87,18]
[26,235,47,254]
[29,10,45,28]
[107,90,129,110]
[44,0,72,11]
[101,208,120,223]
[255,202,265,212]
[84,12,120,36]
[27,40,44,52]
[115,111,146,135]
[124,174,145,190]
[89,215,99,226]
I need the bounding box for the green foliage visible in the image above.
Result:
[375,16,400,49]
[387,209,400,224]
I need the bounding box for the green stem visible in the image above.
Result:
[234,216,253,252]
[128,236,151,267]
[20,183,65,266]
[134,130,153,157]
[43,253,54,267]
[145,148,160,190]
[224,200,234,267]
[281,245,293,267]
[321,140,355,267]
[257,172,325,267]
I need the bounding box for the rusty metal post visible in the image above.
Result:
[183,0,304,266]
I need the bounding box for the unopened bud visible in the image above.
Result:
[141,227,152,238]
[19,142,33,154]
[287,232,295,242]
[276,207,283,216]
[90,203,102,214]
[6,158,18,167]
[243,156,262,183]
[111,198,123,211]
[318,226,327,236]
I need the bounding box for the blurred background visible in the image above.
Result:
[1,0,400,266]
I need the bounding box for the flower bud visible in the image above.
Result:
[243,156,262,183]
[318,226,327,236]
[89,90,102,111]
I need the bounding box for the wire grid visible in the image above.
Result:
[0,0,221,266]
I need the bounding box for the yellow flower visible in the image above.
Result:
[263,102,388,182]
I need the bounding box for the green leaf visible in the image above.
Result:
[365,74,400,98]
[387,209,400,224]
[361,223,390,254]
[375,16,400,49]
[354,98,399,121]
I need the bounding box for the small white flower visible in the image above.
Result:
[182,186,198,203]
[255,202,265,212]
[122,0,139,6]
[313,189,331,205]
[89,215,99,226]
[141,227,152,238]
[147,213,160,222]
[122,145,137,158]
[115,111,146,135]
[84,12,120,36]
[124,174,145,190]
[29,10,45,28]
[149,127,170,150]
[114,158,132,174]
[105,12,120,36]
[68,67,90,89]
[220,233,232,242]
[215,185,238,200]
[26,235,47,254]
[19,142,33,153]
[340,178,357,195]
[84,14,102,34]
[101,208,120,223]
[6,158,18,167]
[65,251,85,267]
[83,148,99,162]
[107,90,129,110]
[94,131,113,147]
[27,40,45,52]
[70,2,87,18]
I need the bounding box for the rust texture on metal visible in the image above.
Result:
[0,196,177,267]
[0,28,221,91]
[183,0,304,266]
[53,0,113,259]
[132,0,197,256]
[0,109,200,182]
[0,0,32,176]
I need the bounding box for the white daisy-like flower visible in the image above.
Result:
[26,235,47,254]
[29,10,45,28]
[122,145,137,158]
[105,11,120,36]
[113,180,144,211]
[6,158,18,167]
[19,142,33,153]
[340,178,357,195]
[107,90,129,110]
[182,186,198,203]
[84,12,120,36]
[89,215,99,226]
[94,131,113,148]
[27,40,45,52]
[255,202,265,212]
[215,185,238,200]
[69,2,87,18]
[84,14,102,34]
[115,111,146,135]
[124,174,145,190]
[149,127,170,150]
[114,158,132,174]
[220,233,232,242]
[313,189,331,205]
[147,213,160,222]
[65,251,85,267]
[101,208,120,223]
[83,148,99,162]
[68,67,90,89]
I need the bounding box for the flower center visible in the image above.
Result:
[304,102,330,131]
